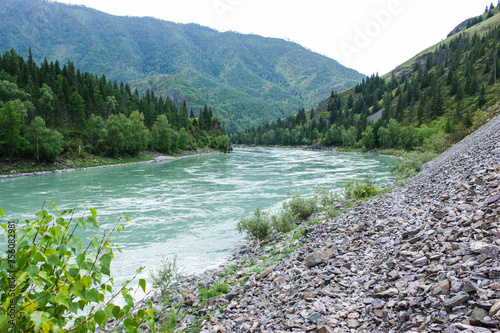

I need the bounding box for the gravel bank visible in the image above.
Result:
[152,115,500,333]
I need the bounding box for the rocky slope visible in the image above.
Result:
[154,113,500,333]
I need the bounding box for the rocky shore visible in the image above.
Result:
[153,114,500,333]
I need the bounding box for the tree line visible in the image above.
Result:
[0,49,230,164]
[231,9,500,151]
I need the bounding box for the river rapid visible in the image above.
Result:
[0,148,394,294]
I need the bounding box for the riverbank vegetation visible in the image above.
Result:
[237,179,388,241]
[230,9,500,154]
[0,203,155,332]
[0,49,231,172]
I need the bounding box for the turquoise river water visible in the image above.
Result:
[0,148,394,295]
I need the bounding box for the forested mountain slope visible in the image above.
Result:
[0,49,230,167]
[0,0,364,131]
[232,5,500,150]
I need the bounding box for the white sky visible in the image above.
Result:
[57,0,497,76]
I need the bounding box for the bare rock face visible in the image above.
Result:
[150,115,500,333]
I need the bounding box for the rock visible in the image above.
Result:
[153,115,500,333]
[304,249,333,268]
[374,288,399,298]
[431,280,450,295]
[259,264,277,279]
[413,257,428,267]
[470,307,488,325]
[443,291,469,308]
[317,326,333,333]
[449,323,492,333]
[487,194,500,204]
[347,319,360,329]
[489,299,500,317]
[470,241,500,258]
[462,281,479,293]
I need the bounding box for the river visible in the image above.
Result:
[0,148,394,295]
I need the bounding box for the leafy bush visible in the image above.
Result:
[236,207,272,240]
[343,178,383,200]
[271,209,297,234]
[391,151,438,180]
[0,203,155,332]
[151,255,182,299]
[314,187,341,207]
[283,192,318,220]
[424,131,450,154]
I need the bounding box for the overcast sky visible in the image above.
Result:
[57,0,497,76]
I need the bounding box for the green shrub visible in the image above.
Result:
[343,178,383,200]
[271,209,297,233]
[150,255,182,298]
[236,207,272,240]
[391,151,438,180]
[314,187,341,207]
[283,192,318,220]
[424,131,450,154]
[0,203,154,333]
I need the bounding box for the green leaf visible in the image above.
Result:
[94,310,106,327]
[136,266,145,274]
[89,207,97,219]
[68,267,79,278]
[30,311,48,332]
[75,253,85,266]
[50,201,58,213]
[139,278,146,293]
[26,265,40,276]
[55,293,70,308]
[99,252,112,267]
[0,208,4,219]
[68,237,81,252]
[105,303,115,318]
[32,251,47,264]
[47,254,61,266]
[124,294,134,307]
[77,218,86,229]
[112,305,121,319]
[81,276,92,288]
[0,315,10,331]
[87,217,97,228]
[69,281,85,296]
[85,288,100,302]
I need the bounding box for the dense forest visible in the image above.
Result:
[231,5,500,151]
[0,49,231,164]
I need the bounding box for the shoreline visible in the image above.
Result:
[148,115,500,332]
[0,150,222,180]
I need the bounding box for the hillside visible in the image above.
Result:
[0,49,231,171]
[0,0,364,131]
[232,4,500,150]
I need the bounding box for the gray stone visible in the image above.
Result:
[374,288,399,298]
[304,249,333,268]
[443,291,470,308]
[470,307,488,325]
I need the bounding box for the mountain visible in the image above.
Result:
[232,5,500,150]
[0,0,364,131]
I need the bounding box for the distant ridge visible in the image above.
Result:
[0,0,364,130]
